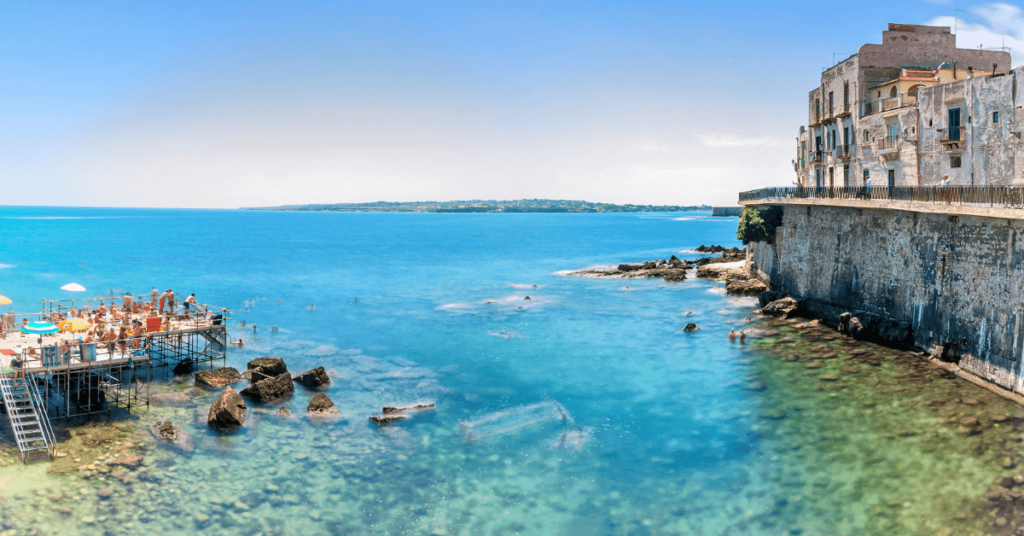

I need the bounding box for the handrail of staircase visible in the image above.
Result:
[28,379,56,458]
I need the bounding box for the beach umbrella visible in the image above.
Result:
[57,318,91,333]
[0,295,11,306]
[61,283,86,305]
[21,321,60,335]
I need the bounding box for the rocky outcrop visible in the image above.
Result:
[240,373,294,403]
[762,297,799,318]
[694,245,743,254]
[149,420,194,453]
[208,386,247,430]
[293,367,331,389]
[725,278,768,295]
[568,259,690,282]
[683,323,699,332]
[307,394,339,415]
[247,357,287,376]
[195,367,242,388]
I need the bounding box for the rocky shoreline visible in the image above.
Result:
[563,245,747,284]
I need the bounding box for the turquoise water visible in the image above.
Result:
[0,207,1018,535]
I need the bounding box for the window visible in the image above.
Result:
[949,108,962,141]
[864,131,869,143]
[951,156,962,168]
[994,111,1000,124]
[815,99,820,118]
[929,119,933,127]
[890,86,897,98]
[844,82,849,106]
[863,169,870,183]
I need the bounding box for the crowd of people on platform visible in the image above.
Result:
[5,288,207,366]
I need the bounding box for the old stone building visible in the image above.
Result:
[918,71,1024,185]
[796,24,1010,188]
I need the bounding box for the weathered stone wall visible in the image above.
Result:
[918,71,1024,186]
[749,204,1024,394]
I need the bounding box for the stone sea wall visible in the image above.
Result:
[747,204,1024,395]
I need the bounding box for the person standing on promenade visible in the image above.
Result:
[166,289,176,317]
[150,288,158,307]
[98,301,107,317]
[122,293,132,310]
[158,289,169,315]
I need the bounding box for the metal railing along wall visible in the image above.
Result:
[738,186,1024,209]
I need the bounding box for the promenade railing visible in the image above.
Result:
[738,186,1024,210]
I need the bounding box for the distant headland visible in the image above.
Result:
[241,199,711,213]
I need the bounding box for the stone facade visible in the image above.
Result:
[797,24,1011,188]
[748,203,1024,395]
[918,71,1024,185]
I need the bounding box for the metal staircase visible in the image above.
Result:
[0,376,56,463]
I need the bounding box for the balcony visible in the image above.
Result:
[835,143,854,160]
[940,127,966,149]
[862,93,919,117]
[837,102,852,117]
[877,135,900,157]
[810,150,824,163]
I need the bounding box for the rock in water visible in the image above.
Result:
[293,367,331,389]
[369,415,407,425]
[276,407,293,417]
[382,403,435,414]
[762,297,799,318]
[246,357,288,376]
[725,278,768,296]
[149,420,194,453]
[240,373,294,403]
[683,323,699,332]
[172,358,194,375]
[307,394,339,415]
[195,367,242,388]
[250,368,276,383]
[208,386,247,430]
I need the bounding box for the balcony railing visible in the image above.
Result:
[835,143,854,159]
[877,135,899,151]
[810,150,824,163]
[862,93,919,117]
[739,186,1024,209]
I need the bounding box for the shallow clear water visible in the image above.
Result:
[0,207,1019,535]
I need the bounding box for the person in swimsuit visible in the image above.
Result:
[9,351,25,386]
[166,289,175,317]
[158,290,168,315]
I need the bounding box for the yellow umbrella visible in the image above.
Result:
[0,295,11,306]
[58,318,92,332]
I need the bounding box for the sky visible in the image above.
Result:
[2,1,1023,208]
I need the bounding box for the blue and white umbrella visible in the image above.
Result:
[21,321,60,335]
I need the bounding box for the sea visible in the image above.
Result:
[0,206,1019,536]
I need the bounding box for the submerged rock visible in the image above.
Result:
[149,420,194,453]
[293,367,331,390]
[307,394,339,415]
[208,386,247,430]
[683,323,699,332]
[240,373,294,403]
[195,367,242,388]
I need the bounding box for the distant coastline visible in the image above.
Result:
[241,199,711,213]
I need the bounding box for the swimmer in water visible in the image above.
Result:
[728,329,736,340]
[738,331,746,343]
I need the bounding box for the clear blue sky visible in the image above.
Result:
[1,1,1020,208]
